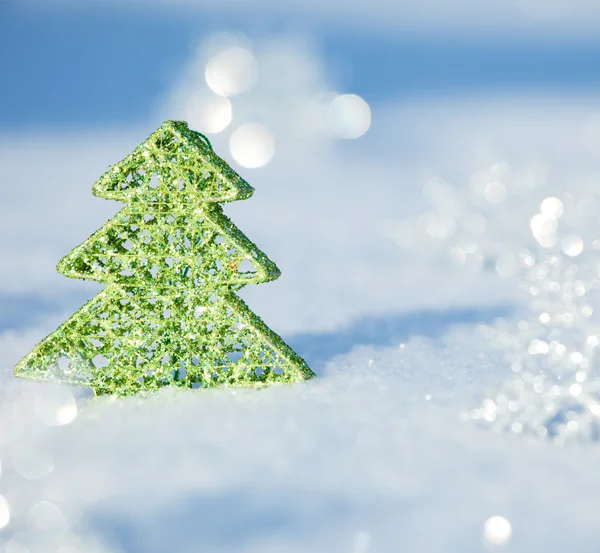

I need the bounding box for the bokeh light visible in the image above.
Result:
[483,515,512,545]
[562,234,584,257]
[27,501,68,533]
[483,181,506,204]
[0,494,10,529]
[34,388,78,426]
[402,158,600,442]
[530,212,558,248]
[229,124,275,168]
[183,90,232,134]
[205,47,258,97]
[387,161,561,273]
[540,197,564,219]
[495,253,519,278]
[328,94,371,139]
[55,400,78,426]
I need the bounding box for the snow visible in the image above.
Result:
[4,38,600,553]
[3,325,600,552]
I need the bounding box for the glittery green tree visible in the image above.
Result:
[14,120,314,396]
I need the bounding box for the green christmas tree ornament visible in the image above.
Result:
[14,120,315,396]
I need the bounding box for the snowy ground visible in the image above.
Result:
[4,324,600,553]
[3,39,600,552]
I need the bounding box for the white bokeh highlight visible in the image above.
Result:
[183,90,232,134]
[205,47,258,97]
[34,387,78,426]
[0,495,9,529]
[328,94,371,139]
[483,516,512,545]
[561,234,584,257]
[27,501,68,534]
[163,34,372,169]
[55,400,78,426]
[540,197,564,219]
[229,123,275,168]
[530,212,558,248]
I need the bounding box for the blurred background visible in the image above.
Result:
[3,0,600,343]
[0,0,600,553]
[4,2,600,552]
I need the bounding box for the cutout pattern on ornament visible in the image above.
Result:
[14,120,314,395]
[58,203,279,288]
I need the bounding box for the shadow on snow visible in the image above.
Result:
[287,305,511,376]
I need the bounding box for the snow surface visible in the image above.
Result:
[4,38,600,553]
[4,325,600,553]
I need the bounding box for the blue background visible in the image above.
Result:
[2,2,600,130]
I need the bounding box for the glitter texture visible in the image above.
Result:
[13,120,315,395]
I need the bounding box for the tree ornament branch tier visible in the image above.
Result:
[14,120,315,396]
